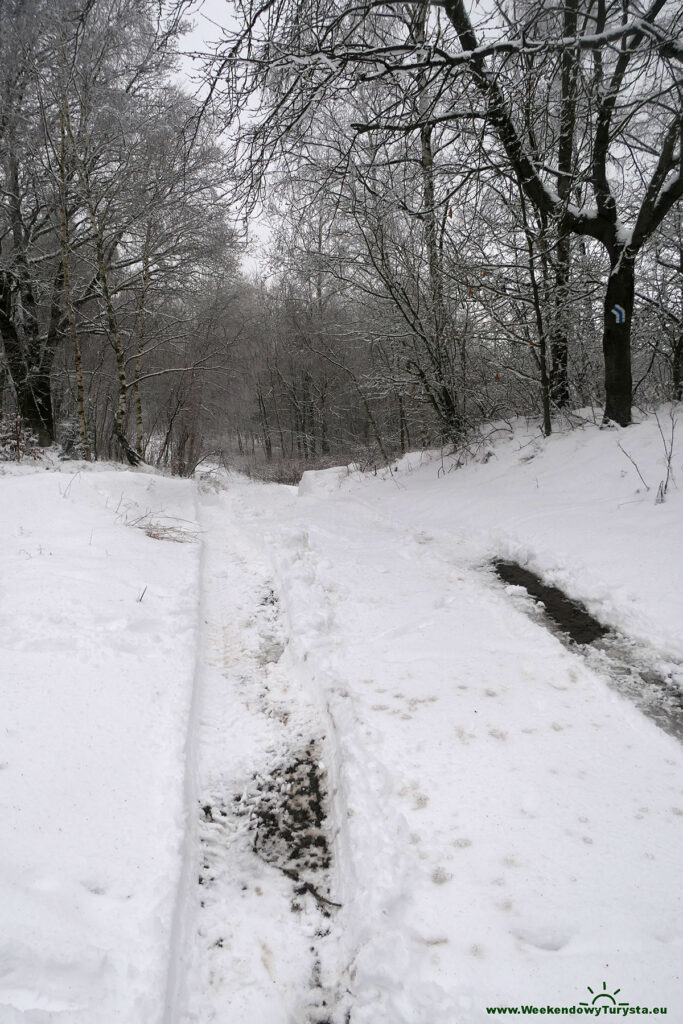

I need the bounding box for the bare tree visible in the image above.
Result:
[206,0,682,426]
[1,0,240,464]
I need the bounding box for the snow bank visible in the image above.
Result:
[331,410,683,663]
[0,466,199,1023]
[298,465,350,497]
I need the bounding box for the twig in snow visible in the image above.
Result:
[654,407,677,504]
[279,865,342,909]
[61,470,81,498]
[252,832,341,909]
[617,442,650,491]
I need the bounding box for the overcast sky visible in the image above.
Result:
[179,1,270,275]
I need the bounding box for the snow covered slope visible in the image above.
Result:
[341,409,683,662]
[0,465,199,1023]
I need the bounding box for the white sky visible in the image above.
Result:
[176,0,229,95]
[178,0,271,275]
[184,0,231,52]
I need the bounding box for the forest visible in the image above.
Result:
[2,4,683,1019]
[1,0,681,477]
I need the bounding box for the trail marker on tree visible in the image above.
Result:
[611,305,626,325]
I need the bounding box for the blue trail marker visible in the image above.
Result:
[611,304,626,324]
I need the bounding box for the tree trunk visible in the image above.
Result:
[549,234,571,407]
[602,254,634,426]
[68,112,141,465]
[412,4,460,441]
[549,0,578,410]
[672,330,682,401]
[0,312,55,445]
[398,395,408,453]
[520,192,552,436]
[269,366,286,456]
[134,224,152,456]
[256,381,272,460]
[1,155,56,446]
[91,211,140,464]
[674,233,683,401]
[16,369,54,445]
[319,380,329,454]
[59,144,90,456]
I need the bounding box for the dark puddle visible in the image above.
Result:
[493,560,608,644]
[492,559,683,742]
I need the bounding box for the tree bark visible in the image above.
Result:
[549,0,578,409]
[0,153,57,445]
[674,233,683,401]
[602,254,635,425]
[67,106,142,465]
[15,366,54,445]
[673,332,683,401]
[134,223,152,456]
[398,394,408,453]
[0,282,56,446]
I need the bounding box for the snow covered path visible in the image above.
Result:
[172,456,683,1023]
[170,476,343,1023]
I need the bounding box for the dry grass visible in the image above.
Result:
[142,521,194,543]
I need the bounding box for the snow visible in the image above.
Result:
[169,475,326,1023]
[0,466,199,1023]
[615,221,633,247]
[2,408,683,1023]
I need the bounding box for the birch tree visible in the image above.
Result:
[1,0,237,460]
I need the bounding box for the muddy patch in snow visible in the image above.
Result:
[236,740,339,914]
[231,742,345,1023]
[493,559,683,741]
[195,749,345,1020]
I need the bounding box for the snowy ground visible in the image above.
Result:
[1,409,682,1022]
[0,466,198,1022]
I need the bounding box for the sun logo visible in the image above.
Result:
[580,982,629,1009]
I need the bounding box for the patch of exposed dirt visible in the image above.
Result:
[236,740,339,914]
[198,742,344,1021]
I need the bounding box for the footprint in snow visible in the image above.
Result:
[431,867,453,885]
[513,927,570,952]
